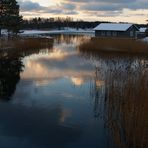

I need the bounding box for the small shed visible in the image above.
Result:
[94,23,139,38]
[139,27,147,33]
[137,27,147,39]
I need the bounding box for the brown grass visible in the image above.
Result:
[79,37,148,54]
[0,37,54,59]
[89,51,148,148]
[0,37,53,50]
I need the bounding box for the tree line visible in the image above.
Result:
[22,17,102,30]
[22,18,148,36]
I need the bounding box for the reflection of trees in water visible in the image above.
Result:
[0,55,23,100]
[0,40,54,100]
[81,50,148,148]
[54,34,90,45]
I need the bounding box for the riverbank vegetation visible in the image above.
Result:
[79,37,148,54]
[0,37,53,50]
[80,48,148,148]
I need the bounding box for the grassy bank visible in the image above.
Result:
[0,37,54,59]
[79,37,148,54]
[0,37,53,50]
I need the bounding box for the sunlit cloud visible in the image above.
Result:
[22,59,92,82]
[46,48,76,61]
[17,0,148,23]
[71,77,85,86]
[21,47,93,87]
[96,80,105,87]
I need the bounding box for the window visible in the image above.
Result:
[130,31,134,37]
[113,32,117,37]
[107,31,111,36]
[101,31,105,36]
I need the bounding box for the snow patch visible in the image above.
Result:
[142,37,148,42]
[139,27,147,33]
[1,29,94,37]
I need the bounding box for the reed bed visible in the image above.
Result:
[0,37,53,50]
[0,37,54,59]
[79,37,148,54]
[85,50,148,148]
[79,36,148,148]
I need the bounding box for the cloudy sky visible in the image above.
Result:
[18,0,148,23]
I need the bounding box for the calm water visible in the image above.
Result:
[0,35,147,148]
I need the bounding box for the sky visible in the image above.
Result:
[18,0,148,24]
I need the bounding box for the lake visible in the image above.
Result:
[0,35,147,148]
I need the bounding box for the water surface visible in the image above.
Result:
[0,35,147,148]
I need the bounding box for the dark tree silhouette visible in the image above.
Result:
[0,0,22,36]
[0,55,23,100]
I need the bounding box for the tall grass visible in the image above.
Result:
[0,37,53,50]
[79,37,148,54]
[0,37,54,58]
[86,51,148,148]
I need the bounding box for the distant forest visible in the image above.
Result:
[21,17,100,30]
[21,17,148,30]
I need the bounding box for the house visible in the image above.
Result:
[94,23,139,38]
[137,27,147,39]
[139,27,147,33]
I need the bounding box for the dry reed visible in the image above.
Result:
[0,37,53,50]
[79,37,148,54]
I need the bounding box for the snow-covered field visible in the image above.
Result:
[1,29,147,42]
[1,28,94,36]
[20,29,95,36]
[1,29,95,38]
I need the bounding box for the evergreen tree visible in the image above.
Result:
[0,0,22,37]
[0,0,7,36]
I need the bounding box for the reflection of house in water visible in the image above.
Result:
[54,34,89,45]
[89,53,148,148]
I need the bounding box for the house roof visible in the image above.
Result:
[139,27,147,33]
[94,23,135,31]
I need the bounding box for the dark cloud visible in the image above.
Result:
[63,0,131,3]
[18,0,148,20]
[64,0,148,11]
[18,0,78,15]
[82,3,121,11]
[61,3,76,10]
[19,1,44,11]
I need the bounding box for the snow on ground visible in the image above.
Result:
[1,29,7,34]
[1,28,95,37]
[139,27,147,33]
[20,29,95,36]
[142,37,148,42]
